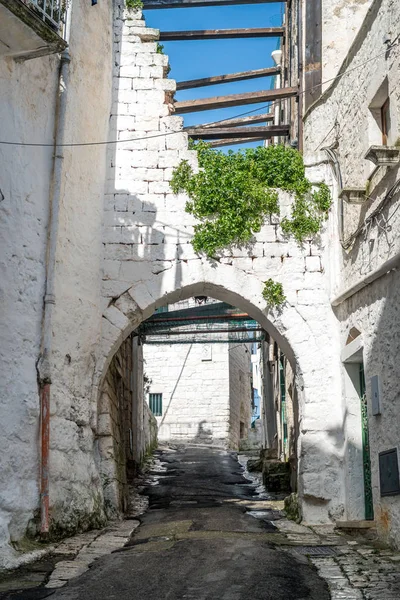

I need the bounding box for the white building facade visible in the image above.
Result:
[1,0,400,568]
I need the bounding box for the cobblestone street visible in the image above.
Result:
[1,447,400,599]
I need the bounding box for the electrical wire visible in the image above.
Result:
[342,177,400,249]
[0,38,398,149]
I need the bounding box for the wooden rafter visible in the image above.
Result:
[159,28,284,41]
[209,137,267,147]
[185,112,274,130]
[143,0,287,9]
[186,125,290,140]
[176,67,280,90]
[174,87,298,114]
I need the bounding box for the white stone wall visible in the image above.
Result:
[0,50,58,566]
[0,0,365,560]
[98,7,345,528]
[304,0,400,546]
[228,344,252,449]
[143,343,231,446]
[320,0,374,90]
[143,341,251,449]
[0,0,114,565]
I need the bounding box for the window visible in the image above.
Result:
[149,393,162,416]
[368,79,391,147]
[381,98,390,146]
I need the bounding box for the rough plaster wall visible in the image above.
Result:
[98,336,132,517]
[98,6,346,526]
[228,344,252,450]
[321,0,374,89]
[0,49,59,565]
[305,0,400,212]
[97,333,157,518]
[143,343,231,445]
[304,0,400,545]
[46,0,114,536]
[336,272,400,547]
[0,0,114,560]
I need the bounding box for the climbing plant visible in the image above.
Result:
[126,0,143,10]
[171,142,331,307]
[262,279,286,307]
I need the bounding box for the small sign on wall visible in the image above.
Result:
[379,448,400,497]
[371,375,381,415]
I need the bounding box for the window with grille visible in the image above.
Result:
[149,393,162,416]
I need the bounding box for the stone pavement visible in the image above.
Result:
[0,447,400,599]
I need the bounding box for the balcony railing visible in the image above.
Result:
[24,0,65,31]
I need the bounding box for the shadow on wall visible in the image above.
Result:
[335,268,400,545]
[157,344,193,431]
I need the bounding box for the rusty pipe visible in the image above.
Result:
[40,383,50,534]
[38,35,71,534]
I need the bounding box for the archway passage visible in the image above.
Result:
[97,291,300,519]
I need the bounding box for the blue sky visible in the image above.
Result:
[145,3,284,150]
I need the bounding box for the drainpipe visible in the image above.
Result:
[37,16,72,535]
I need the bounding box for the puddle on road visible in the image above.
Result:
[237,454,287,502]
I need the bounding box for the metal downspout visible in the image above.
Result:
[38,39,71,535]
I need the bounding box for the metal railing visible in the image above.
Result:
[25,0,65,31]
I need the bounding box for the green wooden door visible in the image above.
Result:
[359,364,374,520]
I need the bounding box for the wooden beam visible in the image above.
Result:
[186,125,290,140]
[176,67,280,90]
[185,112,274,129]
[209,137,266,147]
[159,28,284,41]
[174,87,298,114]
[143,0,287,9]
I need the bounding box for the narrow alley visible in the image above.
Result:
[2,446,400,599]
[1,0,400,596]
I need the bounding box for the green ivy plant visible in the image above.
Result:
[262,279,286,308]
[171,142,331,307]
[126,0,143,10]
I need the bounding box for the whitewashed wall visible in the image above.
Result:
[144,343,231,446]
[0,51,58,566]
[0,0,114,567]
[143,341,251,449]
[228,344,252,449]
[305,0,400,547]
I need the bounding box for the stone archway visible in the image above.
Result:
[96,264,345,525]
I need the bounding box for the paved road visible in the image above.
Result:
[50,446,330,600]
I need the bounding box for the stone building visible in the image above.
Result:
[1,0,399,569]
[278,0,400,546]
[143,333,253,449]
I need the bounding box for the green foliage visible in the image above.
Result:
[171,143,332,308]
[171,143,330,256]
[262,279,286,307]
[280,182,331,242]
[126,0,143,10]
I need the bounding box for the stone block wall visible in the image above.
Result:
[99,4,345,529]
[98,332,157,517]
[143,341,252,449]
[228,344,252,449]
[143,343,231,446]
[304,0,400,547]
